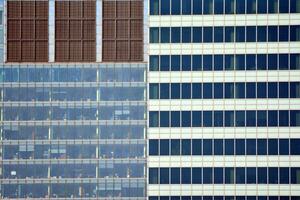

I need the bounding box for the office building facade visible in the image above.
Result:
[0,0,300,199]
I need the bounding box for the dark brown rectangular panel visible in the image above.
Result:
[55,1,96,62]
[7,1,48,62]
[102,0,143,62]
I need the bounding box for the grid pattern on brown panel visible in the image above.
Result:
[55,1,96,62]
[102,0,143,62]
[7,1,48,62]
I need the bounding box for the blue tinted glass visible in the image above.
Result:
[280,167,290,184]
[279,82,288,98]
[160,168,169,184]
[236,55,245,70]
[214,139,223,155]
[268,26,278,42]
[268,54,278,70]
[291,168,300,183]
[171,139,180,155]
[149,140,159,155]
[182,139,191,155]
[182,168,191,183]
[225,27,235,42]
[291,139,300,155]
[290,0,300,13]
[279,54,289,70]
[150,28,160,43]
[193,27,202,43]
[182,83,191,99]
[268,0,279,13]
[150,56,159,71]
[193,55,202,70]
[290,82,300,98]
[203,168,213,183]
[160,139,170,155]
[150,111,159,127]
[192,168,202,183]
[247,168,256,183]
[246,83,256,98]
[149,197,159,200]
[236,139,245,155]
[214,168,224,183]
[192,139,202,155]
[171,55,181,71]
[257,0,267,13]
[160,55,170,71]
[192,111,202,127]
[203,139,212,155]
[246,54,256,70]
[279,139,289,155]
[225,139,234,155]
[161,0,170,14]
[225,0,235,14]
[236,168,245,183]
[171,111,181,127]
[246,26,256,42]
[257,27,267,42]
[268,82,278,98]
[214,83,224,98]
[149,168,158,183]
[171,27,181,43]
[279,0,289,12]
[160,83,170,99]
[171,83,180,98]
[214,55,224,71]
[160,111,170,127]
[182,111,191,127]
[225,83,234,98]
[225,168,235,183]
[214,27,224,43]
[246,139,256,154]
[182,55,191,71]
[257,111,267,126]
[203,0,213,14]
[268,111,278,127]
[257,82,267,98]
[203,27,213,42]
[192,83,202,99]
[182,27,191,43]
[246,111,256,127]
[290,54,300,70]
[150,0,159,14]
[290,26,300,41]
[268,139,278,155]
[172,0,181,14]
[257,139,267,155]
[182,0,192,14]
[161,27,170,43]
[279,26,289,41]
[225,111,235,127]
[171,168,180,183]
[247,0,256,13]
[235,83,245,98]
[257,168,267,183]
[203,83,212,99]
[193,0,202,14]
[203,55,212,70]
[214,0,224,14]
[236,0,245,13]
[214,111,224,127]
[269,167,279,183]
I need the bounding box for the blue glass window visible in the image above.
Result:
[171,111,180,127]
[236,168,245,183]
[246,111,256,127]
[268,82,278,98]
[160,139,170,155]
[236,0,246,14]
[192,55,202,70]
[225,111,235,127]
[203,55,213,71]
[203,83,213,99]
[160,168,169,184]
[235,83,245,98]
[247,0,256,13]
[280,167,290,184]
[246,54,256,70]
[149,168,158,183]
[182,139,191,155]
[150,55,159,71]
[290,0,300,13]
[247,168,256,183]
[279,26,289,41]
[182,83,191,99]
[291,168,300,183]
[172,0,181,14]
[257,111,267,126]
[268,139,278,155]
[149,140,159,155]
[290,54,300,70]
[214,139,223,155]
[257,139,267,155]
[161,0,170,15]
[235,55,245,70]
[279,0,289,13]
[171,168,180,183]
[182,111,191,127]
[290,26,300,41]
[192,111,202,127]
[171,27,181,43]
[268,54,278,70]
[150,111,159,127]
[279,82,288,98]
[182,0,192,14]
[279,110,289,126]
[182,55,191,71]
[246,139,256,155]
[225,139,234,155]
[192,83,202,99]
[192,168,202,183]
[214,55,224,71]
[225,83,234,98]
[257,26,267,42]
[193,27,202,43]
[203,168,212,183]
[246,83,256,98]
[279,54,289,70]
[161,27,170,43]
[214,168,224,183]
[150,28,159,43]
[214,83,224,98]
[268,0,279,13]
[182,168,191,183]
[160,83,170,99]
[268,26,278,42]
[150,0,159,15]
[257,168,267,183]
[214,27,224,43]
[193,0,202,14]
[225,168,235,183]
[291,139,300,155]
[203,27,213,42]
[182,27,191,43]
[160,111,170,127]
[203,0,213,14]
[225,0,235,14]
[257,82,267,98]
[257,0,267,13]
[225,27,235,42]
[203,139,212,155]
[160,55,170,71]
[214,0,224,14]
[246,26,256,42]
[171,55,181,71]
[279,139,289,155]
[268,111,278,127]
[171,139,180,155]
[192,139,202,155]
[269,167,279,184]
[214,111,224,127]
[236,139,245,155]
[171,83,181,99]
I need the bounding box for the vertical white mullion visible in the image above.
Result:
[96,0,102,62]
[48,0,55,62]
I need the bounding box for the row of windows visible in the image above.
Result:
[149,26,300,43]
[149,82,300,99]
[149,54,300,71]
[149,110,300,127]
[149,197,300,200]
[149,167,300,184]
[150,0,300,15]
[149,139,300,156]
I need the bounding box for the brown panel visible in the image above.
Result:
[55,1,69,19]
[83,41,96,61]
[130,20,143,39]
[21,20,34,39]
[7,20,20,39]
[35,41,48,61]
[117,1,130,18]
[56,20,69,39]
[21,41,35,61]
[116,41,129,61]
[70,1,82,18]
[36,1,48,19]
[83,1,95,18]
[22,1,35,18]
[55,41,69,61]
[102,41,115,61]
[131,1,143,18]
[103,20,115,39]
[69,41,82,61]
[35,20,48,40]
[8,1,20,18]
[103,1,115,18]
[116,20,129,39]
[70,20,82,39]
[130,41,143,60]
[83,20,95,39]
[7,41,20,61]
